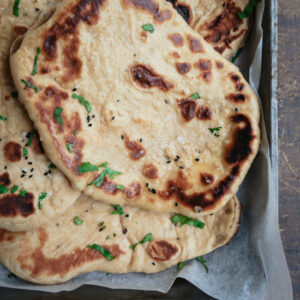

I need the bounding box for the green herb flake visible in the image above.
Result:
[73,216,84,225]
[67,143,74,153]
[196,256,208,273]
[23,147,28,157]
[112,204,124,215]
[87,244,115,260]
[21,79,38,93]
[88,163,122,188]
[53,107,63,126]
[27,130,35,146]
[31,47,40,75]
[72,93,92,113]
[0,115,7,121]
[38,192,47,209]
[20,190,27,197]
[11,91,18,98]
[7,272,17,278]
[171,214,205,229]
[78,162,99,174]
[208,126,222,137]
[11,185,19,193]
[0,185,8,194]
[114,184,125,191]
[130,233,153,250]
[231,48,243,63]
[238,0,261,19]
[142,23,154,33]
[13,0,20,17]
[48,163,56,169]
[190,92,201,99]
[113,233,116,237]
[106,235,110,240]
[74,130,78,136]
[177,261,185,271]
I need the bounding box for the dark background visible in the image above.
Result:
[0,0,299,299]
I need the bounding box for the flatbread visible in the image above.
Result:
[0,194,240,284]
[166,0,250,60]
[11,0,260,216]
[0,0,79,232]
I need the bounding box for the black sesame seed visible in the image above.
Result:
[4,166,7,170]
[167,160,171,164]
[152,189,156,194]
[21,174,25,178]
[28,162,33,165]
[139,138,143,142]
[22,170,27,173]
[146,182,149,187]
[30,168,34,172]
[72,88,77,92]
[88,124,92,127]
[87,116,91,122]
[29,175,33,178]
[235,107,239,112]
[179,166,184,169]
[152,262,156,266]
[25,156,28,160]
[92,115,95,118]
[125,214,129,217]
[195,158,200,161]
[164,99,168,104]
[35,7,40,11]
[175,202,178,207]
[123,228,128,234]
[112,116,115,120]
[121,135,124,140]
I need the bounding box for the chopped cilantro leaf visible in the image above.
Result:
[67,143,74,153]
[130,233,153,250]
[13,0,20,17]
[31,47,40,75]
[171,214,205,229]
[87,244,115,260]
[74,130,78,136]
[0,115,7,121]
[38,192,47,209]
[0,185,8,194]
[20,190,27,197]
[231,48,243,63]
[114,184,124,191]
[88,170,107,187]
[112,204,124,215]
[53,107,63,126]
[142,23,154,33]
[78,162,99,174]
[72,93,92,113]
[11,91,18,98]
[190,92,201,99]
[113,233,116,237]
[196,256,208,273]
[23,147,28,157]
[239,0,261,19]
[208,126,222,137]
[11,185,19,193]
[48,163,56,169]
[73,216,83,225]
[21,79,38,93]
[7,272,17,278]
[177,261,185,271]
[27,130,35,146]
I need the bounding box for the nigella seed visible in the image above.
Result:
[21,174,25,178]
[151,189,156,194]
[92,115,95,118]
[112,116,115,120]
[88,124,92,127]
[125,214,129,218]
[167,160,171,164]
[30,168,34,172]
[72,88,77,92]
[123,228,128,234]
[28,162,33,165]
[29,175,33,178]
[175,202,178,207]
[146,183,149,187]
[87,116,91,122]
[195,158,200,161]
[140,138,143,142]
[235,107,239,112]
[4,166,7,170]
[179,166,184,169]
[164,99,168,104]
[121,135,124,140]
[152,262,156,266]
[148,188,151,192]
[35,7,40,11]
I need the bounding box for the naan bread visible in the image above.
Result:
[0,0,79,232]
[0,194,240,284]
[11,0,260,216]
[166,0,250,60]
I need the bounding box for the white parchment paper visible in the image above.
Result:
[0,1,293,298]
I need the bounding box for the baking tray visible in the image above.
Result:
[0,0,278,298]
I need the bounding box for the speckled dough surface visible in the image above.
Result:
[167,0,250,59]
[0,194,240,284]
[10,0,260,217]
[0,0,79,232]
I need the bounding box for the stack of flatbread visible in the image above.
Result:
[0,0,259,285]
